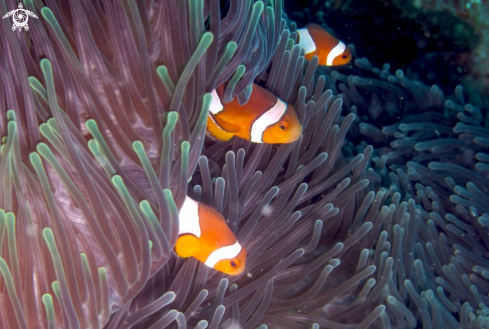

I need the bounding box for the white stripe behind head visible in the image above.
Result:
[178,196,201,238]
[326,41,346,66]
[209,89,224,115]
[205,241,242,268]
[250,98,287,143]
[297,28,316,54]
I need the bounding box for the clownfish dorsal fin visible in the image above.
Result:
[175,234,201,258]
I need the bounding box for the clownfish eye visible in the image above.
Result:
[342,54,348,59]
[229,259,239,268]
[278,121,288,131]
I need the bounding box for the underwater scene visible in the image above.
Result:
[0,0,488,328]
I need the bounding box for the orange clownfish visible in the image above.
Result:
[206,84,302,144]
[176,196,246,276]
[296,23,352,66]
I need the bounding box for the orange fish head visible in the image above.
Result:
[214,248,247,276]
[331,46,352,66]
[262,105,302,144]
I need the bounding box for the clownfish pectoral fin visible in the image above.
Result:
[175,234,201,258]
[212,116,241,133]
[207,115,235,141]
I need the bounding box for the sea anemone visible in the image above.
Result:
[0,0,488,328]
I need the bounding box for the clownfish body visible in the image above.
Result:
[175,196,246,276]
[206,84,302,144]
[296,23,352,66]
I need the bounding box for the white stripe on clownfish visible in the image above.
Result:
[205,241,242,268]
[178,196,201,237]
[296,28,317,54]
[326,41,347,66]
[250,98,287,143]
[209,89,224,115]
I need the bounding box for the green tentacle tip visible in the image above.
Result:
[51,281,60,295]
[286,38,295,51]
[1,137,6,143]
[167,111,179,125]
[225,41,237,54]
[224,66,245,101]
[6,110,15,121]
[40,7,56,22]
[196,320,208,328]
[181,141,190,153]
[200,32,214,46]
[8,120,17,135]
[156,65,169,77]
[163,189,175,202]
[140,200,157,220]
[156,66,175,95]
[42,293,53,306]
[36,142,52,156]
[163,112,178,138]
[98,267,107,280]
[87,139,99,150]
[43,227,55,243]
[6,212,15,227]
[29,152,42,167]
[28,76,41,84]
[139,200,150,209]
[40,58,52,72]
[42,293,55,325]
[47,118,58,131]
[132,140,145,153]
[111,175,125,191]
[80,253,92,274]
[28,76,44,91]
[39,123,50,135]
[85,119,99,133]
[88,140,104,158]
[202,93,212,108]
[253,0,265,12]
[235,65,246,76]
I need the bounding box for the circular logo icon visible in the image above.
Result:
[2,3,38,32]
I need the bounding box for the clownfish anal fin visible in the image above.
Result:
[175,234,201,258]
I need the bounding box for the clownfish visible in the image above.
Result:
[206,84,302,144]
[296,23,352,66]
[175,196,246,276]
